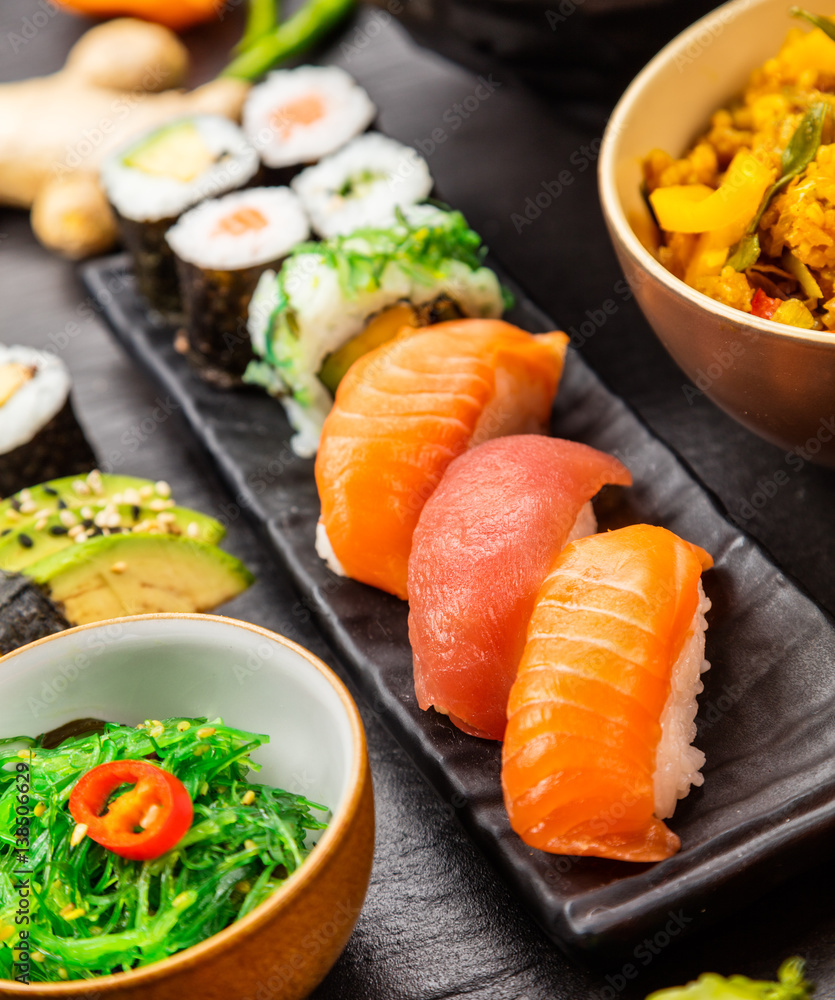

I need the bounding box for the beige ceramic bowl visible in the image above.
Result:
[599,0,835,465]
[0,614,374,1000]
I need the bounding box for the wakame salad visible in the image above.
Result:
[0,718,327,983]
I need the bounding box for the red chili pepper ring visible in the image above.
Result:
[69,759,193,861]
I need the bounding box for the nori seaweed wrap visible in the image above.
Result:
[0,345,97,499]
[0,569,69,656]
[167,187,309,384]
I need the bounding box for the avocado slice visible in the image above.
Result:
[1,473,170,533]
[318,303,420,394]
[0,503,225,574]
[24,534,254,626]
[123,121,216,183]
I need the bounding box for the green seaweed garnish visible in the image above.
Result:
[0,718,327,983]
[645,957,813,1000]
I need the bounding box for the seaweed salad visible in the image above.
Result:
[0,717,327,983]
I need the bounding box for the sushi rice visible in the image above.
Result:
[243,65,376,169]
[0,346,71,457]
[166,187,309,270]
[244,205,506,456]
[291,132,433,238]
[102,116,259,224]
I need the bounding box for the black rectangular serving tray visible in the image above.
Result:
[83,254,835,964]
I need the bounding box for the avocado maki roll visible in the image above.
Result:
[244,205,507,456]
[0,569,69,656]
[101,116,260,316]
[292,132,433,238]
[242,65,376,184]
[0,345,97,499]
[166,187,309,385]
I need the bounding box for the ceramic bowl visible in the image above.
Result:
[0,614,374,1000]
[599,0,835,466]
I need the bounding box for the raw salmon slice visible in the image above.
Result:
[502,524,713,862]
[315,319,569,599]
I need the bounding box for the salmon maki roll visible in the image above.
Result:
[409,436,632,740]
[315,319,569,599]
[502,525,713,862]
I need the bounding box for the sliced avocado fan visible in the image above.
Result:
[24,534,254,626]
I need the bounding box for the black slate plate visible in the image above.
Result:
[83,254,835,964]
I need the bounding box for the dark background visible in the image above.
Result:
[2,1,835,996]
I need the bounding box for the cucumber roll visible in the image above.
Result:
[166,187,310,385]
[244,205,507,456]
[0,346,97,499]
[101,116,260,316]
[291,133,433,238]
[243,66,376,184]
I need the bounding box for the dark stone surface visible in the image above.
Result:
[2,2,835,997]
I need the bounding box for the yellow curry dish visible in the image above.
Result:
[643,8,835,331]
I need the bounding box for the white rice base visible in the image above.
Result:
[291,133,433,238]
[165,187,310,270]
[243,65,376,168]
[102,115,259,223]
[654,580,712,819]
[0,345,70,456]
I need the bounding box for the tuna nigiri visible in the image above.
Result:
[502,524,712,862]
[408,436,632,740]
[315,319,569,599]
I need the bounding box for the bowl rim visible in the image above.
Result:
[0,613,369,994]
[598,0,835,349]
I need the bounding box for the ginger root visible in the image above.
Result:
[0,18,250,259]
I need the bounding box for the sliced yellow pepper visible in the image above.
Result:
[650,150,774,234]
[771,298,816,329]
[779,26,835,76]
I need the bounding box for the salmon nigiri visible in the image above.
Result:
[408,436,632,740]
[502,524,713,863]
[315,319,569,599]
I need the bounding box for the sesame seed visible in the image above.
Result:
[18,533,33,549]
[43,485,58,496]
[123,488,141,507]
[241,790,256,806]
[5,509,20,523]
[173,892,191,909]
[35,508,51,520]
[17,749,33,760]
[60,905,85,921]
[106,512,122,528]
[19,490,31,503]
[139,485,154,499]
[157,511,176,525]
[68,524,84,538]
[19,500,36,514]
[155,480,172,499]
[186,522,200,538]
[74,531,88,544]
[58,968,69,980]
[196,726,216,739]
[59,509,77,527]
[177,720,191,732]
[70,823,88,847]
[31,952,46,963]
[140,804,160,829]
[149,724,164,738]
[148,499,168,512]
[199,781,209,796]
[112,493,124,505]
[94,510,108,527]
[193,745,208,756]
[244,839,257,852]
[235,880,252,894]
[72,480,90,496]
[35,518,48,531]
[49,525,68,536]
[34,802,46,818]
[80,506,93,520]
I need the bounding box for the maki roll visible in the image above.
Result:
[101,116,259,315]
[292,133,433,238]
[0,345,97,499]
[166,187,310,385]
[242,66,376,184]
[244,205,507,456]
[0,569,69,656]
